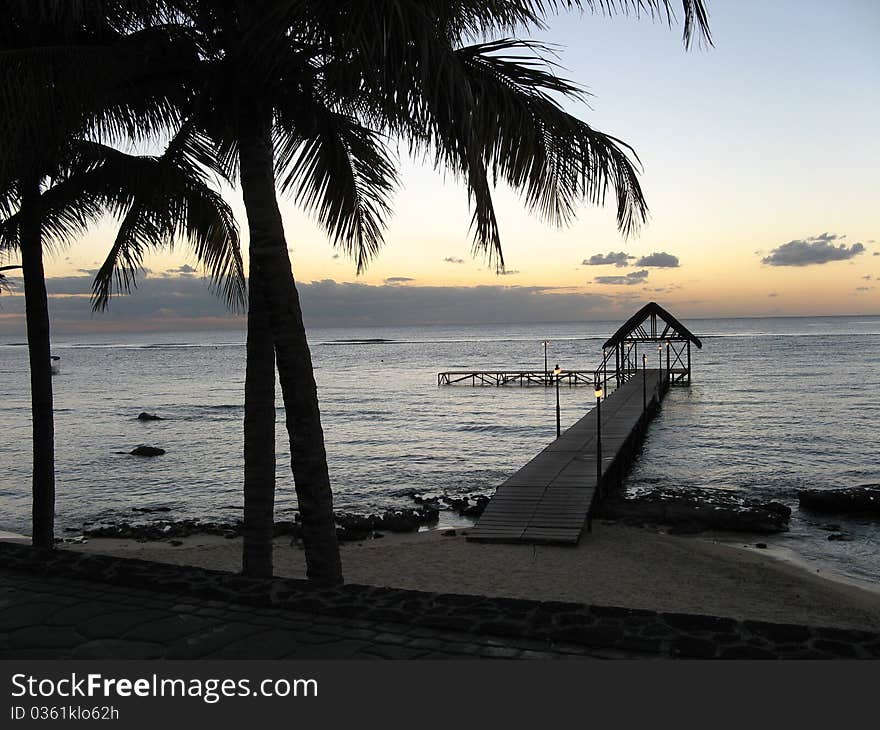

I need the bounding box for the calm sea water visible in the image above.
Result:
[1,316,878,584]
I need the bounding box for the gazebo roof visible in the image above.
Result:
[602,302,702,350]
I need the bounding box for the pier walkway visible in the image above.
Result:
[468,370,667,544]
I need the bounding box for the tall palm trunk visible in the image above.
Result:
[238,103,343,585]
[19,177,55,548]
[242,264,277,577]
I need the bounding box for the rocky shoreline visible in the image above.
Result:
[68,491,492,545]
[599,487,792,534]
[61,485,880,546]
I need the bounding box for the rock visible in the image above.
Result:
[828,532,854,542]
[755,542,768,549]
[442,529,457,537]
[273,520,302,539]
[130,445,165,456]
[137,412,163,421]
[132,506,172,513]
[169,540,183,546]
[818,523,842,532]
[798,487,880,516]
[376,509,421,532]
[600,487,791,534]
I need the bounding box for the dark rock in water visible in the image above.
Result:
[377,509,421,533]
[169,540,183,546]
[818,523,842,532]
[798,487,880,516]
[130,445,165,456]
[755,543,768,549]
[273,520,302,539]
[137,412,163,421]
[600,487,791,534]
[335,513,377,541]
[828,532,855,542]
[132,506,171,513]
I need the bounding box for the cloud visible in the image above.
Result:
[496,270,520,276]
[383,276,414,285]
[594,270,649,286]
[863,275,873,280]
[167,264,197,274]
[634,252,680,268]
[77,268,100,276]
[332,254,340,259]
[855,286,873,292]
[768,292,778,298]
[762,234,865,266]
[0,276,643,333]
[583,252,633,268]
[443,257,465,264]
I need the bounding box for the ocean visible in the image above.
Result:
[1,316,878,585]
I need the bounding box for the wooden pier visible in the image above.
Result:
[438,370,594,387]
[464,302,703,545]
[467,370,667,544]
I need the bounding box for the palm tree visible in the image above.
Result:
[142,1,709,582]
[0,3,244,547]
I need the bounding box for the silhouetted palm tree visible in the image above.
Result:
[0,3,243,546]
[144,1,709,582]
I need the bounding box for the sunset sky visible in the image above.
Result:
[3,0,879,333]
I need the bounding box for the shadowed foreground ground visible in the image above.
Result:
[2,543,880,659]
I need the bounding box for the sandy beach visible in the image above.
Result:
[66,523,880,632]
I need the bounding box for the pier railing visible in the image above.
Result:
[437,370,594,387]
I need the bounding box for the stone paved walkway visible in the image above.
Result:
[2,544,879,659]
[0,569,630,660]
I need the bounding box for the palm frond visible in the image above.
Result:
[87,127,243,311]
[275,94,398,273]
[457,39,648,235]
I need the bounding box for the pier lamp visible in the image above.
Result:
[554,364,562,438]
[602,348,607,399]
[665,339,671,383]
[657,342,662,373]
[594,380,603,497]
[541,340,551,384]
[642,353,647,413]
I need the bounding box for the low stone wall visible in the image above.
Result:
[1,543,878,659]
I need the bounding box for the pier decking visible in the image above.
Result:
[467,370,667,544]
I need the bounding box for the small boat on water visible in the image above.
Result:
[50,355,61,375]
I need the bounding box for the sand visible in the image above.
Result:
[65,523,880,632]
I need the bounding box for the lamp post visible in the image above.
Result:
[665,339,671,384]
[657,343,662,375]
[602,348,607,399]
[541,340,551,385]
[553,364,562,438]
[642,353,647,413]
[594,380,603,498]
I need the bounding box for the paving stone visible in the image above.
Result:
[77,609,169,638]
[71,639,166,659]
[123,614,213,643]
[0,601,62,630]
[8,625,83,649]
[213,629,306,659]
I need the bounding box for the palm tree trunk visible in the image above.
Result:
[238,104,343,585]
[241,265,277,577]
[19,177,55,548]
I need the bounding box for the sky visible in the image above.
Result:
[2,0,879,333]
